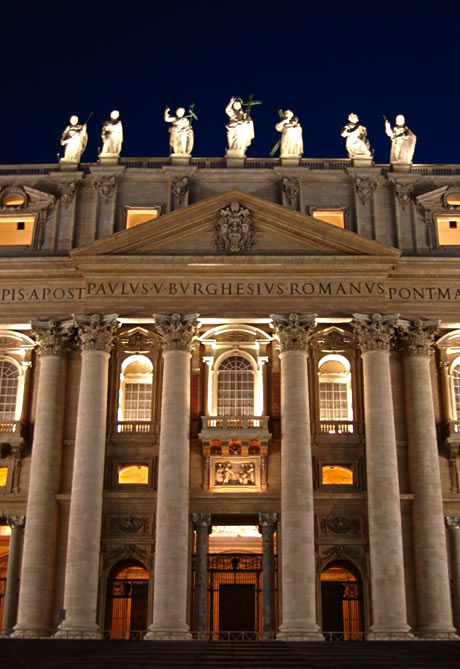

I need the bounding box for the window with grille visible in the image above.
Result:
[318,355,352,422]
[453,364,460,417]
[217,355,254,416]
[119,355,153,422]
[0,361,19,421]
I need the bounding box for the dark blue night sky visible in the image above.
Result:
[3,0,459,165]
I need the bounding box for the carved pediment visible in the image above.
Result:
[0,185,56,212]
[416,185,460,212]
[71,189,400,259]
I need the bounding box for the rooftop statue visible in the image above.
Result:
[100,110,123,157]
[60,115,88,163]
[225,97,255,156]
[384,114,416,164]
[275,109,303,157]
[164,106,194,156]
[341,113,372,159]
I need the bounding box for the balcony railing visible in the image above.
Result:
[201,416,268,431]
[114,421,159,435]
[443,420,460,441]
[0,421,22,434]
[318,421,355,434]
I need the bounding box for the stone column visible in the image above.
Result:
[145,313,199,640]
[446,518,460,633]
[352,313,411,638]
[192,512,212,636]
[56,314,118,638]
[258,512,278,640]
[270,313,323,640]
[13,320,71,637]
[400,320,457,638]
[2,516,25,635]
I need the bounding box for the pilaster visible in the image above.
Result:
[192,512,212,635]
[258,512,278,640]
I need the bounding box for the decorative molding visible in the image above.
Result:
[6,515,25,529]
[320,516,361,536]
[106,543,152,568]
[57,181,77,207]
[282,177,299,206]
[258,512,278,531]
[353,176,377,204]
[31,319,73,357]
[93,175,118,203]
[111,516,150,534]
[313,327,353,351]
[171,176,189,204]
[398,318,439,357]
[118,327,158,352]
[152,312,199,352]
[394,181,413,209]
[351,312,399,353]
[214,201,256,255]
[320,544,362,560]
[74,313,119,353]
[270,313,317,352]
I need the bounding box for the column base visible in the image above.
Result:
[144,626,192,640]
[366,626,414,641]
[416,627,459,640]
[11,626,53,638]
[277,624,324,641]
[54,622,102,639]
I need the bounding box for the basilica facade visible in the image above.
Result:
[0,153,459,641]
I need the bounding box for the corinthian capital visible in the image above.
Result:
[192,513,212,531]
[152,313,199,351]
[7,515,25,529]
[351,313,399,353]
[445,516,460,529]
[397,319,439,357]
[74,313,119,352]
[32,319,73,357]
[258,512,278,530]
[270,313,317,352]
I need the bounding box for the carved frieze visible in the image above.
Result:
[351,313,399,353]
[313,327,353,351]
[270,313,317,352]
[118,328,158,352]
[214,201,256,255]
[152,312,199,351]
[106,543,152,568]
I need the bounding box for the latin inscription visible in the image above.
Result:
[1,280,460,302]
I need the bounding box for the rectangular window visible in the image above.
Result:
[124,383,152,421]
[319,382,349,421]
[311,210,345,229]
[117,464,149,485]
[125,207,161,230]
[0,216,36,245]
[436,215,460,245]
[0,467,8,487]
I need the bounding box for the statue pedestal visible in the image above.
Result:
[280,156,300,167]
[352,157,374,168]
[98,154,119,166]
[391,162,411,173]
[170,154,191,166]
[225,150,245,168]
[59,160,79,172]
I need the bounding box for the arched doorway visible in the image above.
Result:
[105,560,149,639]
[320,560,363,640]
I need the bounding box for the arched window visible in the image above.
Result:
[452,361,460,418]
[0,360,19,421]
[318,355,352,422]
[217,354,254,416]
[118,356,153,423]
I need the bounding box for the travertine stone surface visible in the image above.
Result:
[353,314,411,637]
[271,313,323,640]
[146,313,198,640]
[401,321,456,636]
[13,321,70,637]
[56,315,117,638]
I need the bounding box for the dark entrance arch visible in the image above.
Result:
[105,560,149,639]
[320,560,363,640]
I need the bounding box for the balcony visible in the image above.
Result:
[313,420,362,444]
[199,416,271,448]
[111,421,160,444]
[443,420,460,442]
[0,420,27,456]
